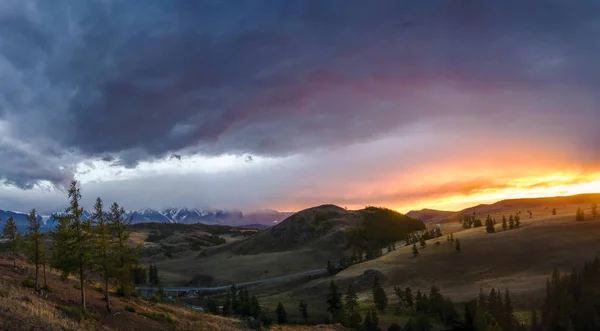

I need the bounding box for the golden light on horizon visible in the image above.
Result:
[396,171,600,213]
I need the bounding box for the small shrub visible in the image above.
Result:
[73,283,82,290]
[0,289,9,298]
[57,305,88,321]
[151,294,162,303]
[22,278,36,288]
[21,296,32,304]
[125,305,136,313]
[41,284,52,292]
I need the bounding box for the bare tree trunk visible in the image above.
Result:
[34,239,40,293]
[43,261,47,287]
[79,261,86,310]
[104,253,111,313]
[105,271,111,313]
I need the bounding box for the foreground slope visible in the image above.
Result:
[0,256,346,331]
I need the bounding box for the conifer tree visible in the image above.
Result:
[478,288,487,312]
[502,215,507,231]
[26,209,43,293]
[364,308,379,331]
[412,243,419,257]
[372,275,388,311]
[420,236,426,248]
[428,285,443,315]
[485,215,495,233]
[345,284,359,313]
[345,286,361,329]
[404,287,414,309]
[92,197,113,312]
[552,208,557,216]
[52,181,95,309]
[222,291,231,316]
[276,302,287,324]
[231,284,239,313]
[592,203,598,219]
[249,295,261,318]
[503,289,514,331]
[509,215,515,229]
[515,214,521,228]
[576,207,585,222]
[2,217,21,268]
[298,299,308,323]
[455,238,461,253]
[326,280,344,323]
[327,260,336,275]
[109,202,137,296]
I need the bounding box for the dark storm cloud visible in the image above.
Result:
[0,0,599,187]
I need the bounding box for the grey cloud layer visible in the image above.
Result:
[0,0,599,188]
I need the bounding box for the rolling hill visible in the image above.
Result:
[256,193,600,329]
[153,204,424,285]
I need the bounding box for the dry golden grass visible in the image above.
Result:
[0,277,94,331]
[0,256,349,330]
[254,200,600,329]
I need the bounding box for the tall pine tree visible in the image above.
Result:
[326,281,344,323]
[53,181,94,309]
[372,275,388,311]
[109,202,137,296]
[298,299,308,323]
[276,302,287,324]
[2,217,21,268]
[26,209,43,293]
[92,197,113,312]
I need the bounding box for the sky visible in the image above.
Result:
[0,0,599,214]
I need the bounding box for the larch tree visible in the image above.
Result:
[26,209,43,293]
[92,197,114,312]
[298,299,308,323]
[276,302,287,324]
[2,217,21,268]
[52,180,95,309]
[412,243,419,257]
[346,284,362,328]
[326,280,344,323]
[592,203,598,219]
[485,215,495,234]
[345,284,359,313]
[502,215,508,231]
[372,275,388,311]
[109,202,137,296]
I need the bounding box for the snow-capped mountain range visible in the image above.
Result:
[0,207,293,232]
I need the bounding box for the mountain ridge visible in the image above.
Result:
[0,207,293,232]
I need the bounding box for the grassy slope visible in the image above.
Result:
[257,197,600,329]
[0,256,346,331]
[153,205,363,285]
